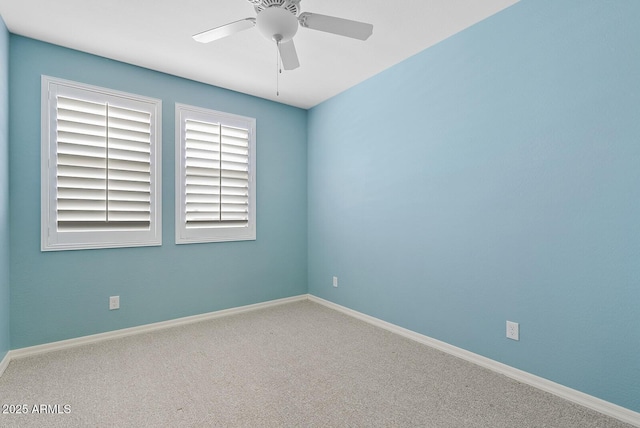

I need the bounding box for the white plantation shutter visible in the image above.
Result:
[106,105,152,225]
[42,76,161,251]
[56,97,152,230]
[55,96,108,229]
[184,120,249,227]
[176,105,256,243]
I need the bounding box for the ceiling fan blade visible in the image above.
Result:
[298,12,373,41]
[192,18,256,43]
[278,39,300,70]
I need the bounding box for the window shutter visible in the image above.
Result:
[184,119,250,228]
[42,76,161,251]
[55,96,152,231]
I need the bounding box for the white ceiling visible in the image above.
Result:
[0,0,518,109]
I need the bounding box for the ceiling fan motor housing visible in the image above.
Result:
[256,5,299,42]
[249,0,300,15]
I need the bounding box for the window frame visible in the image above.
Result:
[175,103,256,244]
[41,76,162,251]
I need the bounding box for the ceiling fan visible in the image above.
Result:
[193,0,374,71]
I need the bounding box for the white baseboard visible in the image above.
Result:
[0,351,9,377]
[3,293,638,427]
[308,294,640,428]
[9,294,307,360]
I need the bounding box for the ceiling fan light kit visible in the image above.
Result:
[256,6,298,43]
[193,0,373,71]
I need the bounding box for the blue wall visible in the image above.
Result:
[4,0,640,415]
[9,36,307,349]
[308,0,640,412]
[0,16,10,361]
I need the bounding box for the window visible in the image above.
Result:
[175,104,256,244]
[41,76,162,251]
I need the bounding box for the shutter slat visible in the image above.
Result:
[185,166,219,178]
[58,165,107,180]
[186,211,221,221]
[220,144,248,156]
[220,169,248,180]
[220,137,249,148]
[186,203,220,212]
[109,190,151,202]
[57,133,106,149]
[58,176,106,190]
[186,140,219,152]
[108,116,151,133]
[109,105,151,122]
[221,162,248,172]
[186,120,220,134]
[186,130,220,143]
[221,126,248,138]
[58,119,106,138]
[186,184,221,195]
[58,199,106,211]
[186,194,219,203]
[108,148,150,163]
[108,201,150,211]
[109,138,150,154]
[186,147,220,161]
[58,96,105,114]
[186,176,219,186]
[108,169,151,183]
[58,188,106,200]
[220,204,248,213]
[221,195,249,204]
[221,152,249,164]
[108,179,150,193]
[109,128,151,143]
[221,177,248,188]
[57,108,105,126]
[58,210,107,221]
[109,159,150,174]
[220,186,248,197]
[185,158,220,169]
[107,212,151,222]
[58,142,106,158]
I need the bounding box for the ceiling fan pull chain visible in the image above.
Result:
[276,40,280,96]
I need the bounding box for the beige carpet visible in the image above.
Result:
[0,300,633,427]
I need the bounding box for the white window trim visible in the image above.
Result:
[41,76,162,251]
[175,103,256,244]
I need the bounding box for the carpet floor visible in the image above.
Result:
[0,300,633,427]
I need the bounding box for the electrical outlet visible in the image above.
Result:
[506,321,519,341]
[109,296,120,310]
[332,276,338,288]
